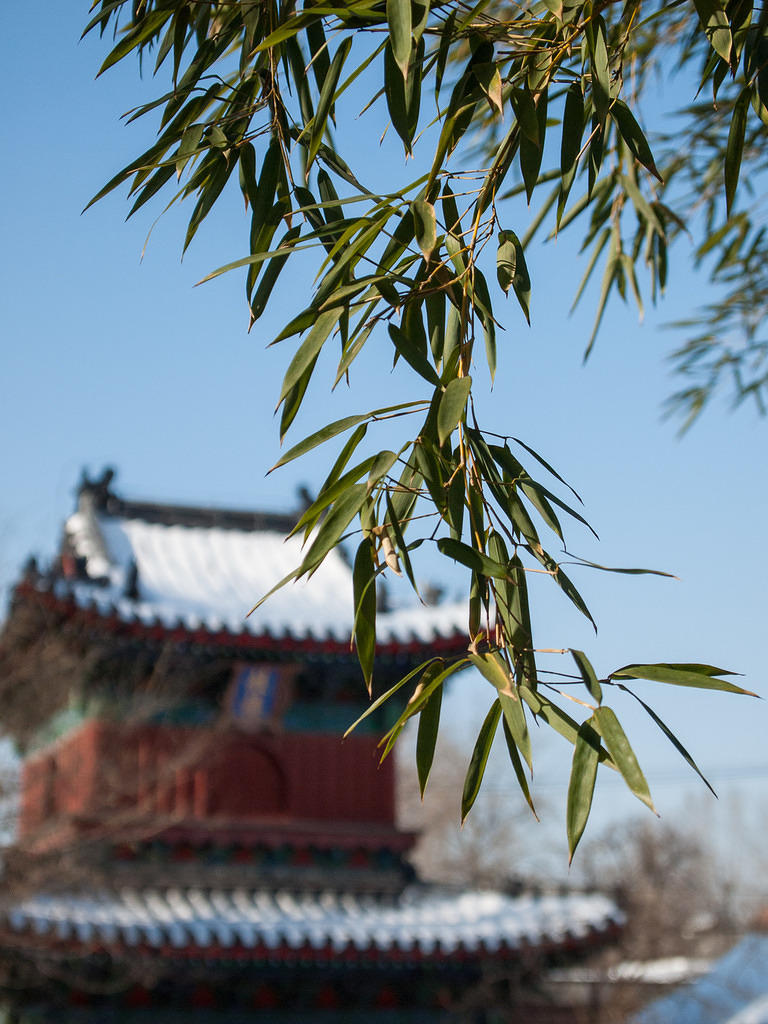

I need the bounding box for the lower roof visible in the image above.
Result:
[4,885,621,964]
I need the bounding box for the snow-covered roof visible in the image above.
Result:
[57,497,468,649]
[4,886,620,961]
[633,934,768,1024]
[552,956,712,986]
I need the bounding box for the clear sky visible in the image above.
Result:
[2,6,766,867]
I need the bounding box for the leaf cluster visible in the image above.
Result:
[85,0,761,854]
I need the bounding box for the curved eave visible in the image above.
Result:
[12,582,469,661]
[0,921,621,968]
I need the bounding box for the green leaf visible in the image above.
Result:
[619,685,716,796]
[469,650,515,697]
[566,718,601,860]
[98,10,171,75]
[280,354,318,440]
[511,437,583,502]
[497,230,531,323]
[412,199,437,260]
[609,100,662,182]
[462,700,501,823]
[417,684,443,796]
[292,455,377,541]
[388,323,441,385]
[499,692,532,771]
[353,539,377,692]
[437,537,510,579]
[501,718,538,818]
[387,0,412,79]
[384,38,423,153]
[473,62,503,116]
[249,225,302,322]
[278,307,342,406]
[571,649,602,703]
[308,37,353,170]
[560,83,584,177]
[272,412,366,471]
[344,657,441,737]
[437,376,472,445]
[725,87,750,216]
[589,18,611,121]
[562,553,676,577]
[610,663,756,696]
[380,658,468,760]
[367,450,398,492]
[693,0,732,61]
[593,706,655,812]
[299,483,368,573]
[472,268,498,380]
[518,90,547,203]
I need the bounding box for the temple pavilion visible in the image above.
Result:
[0,470,621,1022]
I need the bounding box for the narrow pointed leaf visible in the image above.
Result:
[353,539,377,691]
[344,658,440,737]
[497,231,531,323]
[279,307,342,404]
[593,706,655,811]
[609,100,662,182]
[725,88,750,216]
[300,483,367,573]
[437,376,472,445]
[437,537,510,579]
[610,663,755,695]
[567,718,601,860]
[693,0,732,61]
[501,718,538,818]
[619,685,716,796]
[387,0,412,78]
[571,649,602,703]
[461,700,501,822]
[417,684,443,796]
[412,199,437,260]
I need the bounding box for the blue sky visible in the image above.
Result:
[2,6,766,863]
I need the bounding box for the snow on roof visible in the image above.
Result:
[552,956,711,986]
[5,886,620,959]
[633,934,768,1024]
[62,509,467,646]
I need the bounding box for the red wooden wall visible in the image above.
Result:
[19,720,395,840]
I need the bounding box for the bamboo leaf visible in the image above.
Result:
[619,685,716,796]
[299,483,368,573]
[497,230,531,323]
[437,537,511,579]
[571,649,602,703]
[278,307,342,405]
[308,37,353,170]
[389,323,441,385]
[567,718,601,860]
[387,0,413,79]
[562,553,676,577]
[344,657,441,737]
[501,718,538,818]
[417,684,443,796]
[412,199,437,260]
[437,376,472,445]
[610,100,662,182]
[610,663,756,696]
[462,700,501,822]
[594,706,655,811]
[693,0,732,61]
[725,87,750,216]
[353,539,377,692]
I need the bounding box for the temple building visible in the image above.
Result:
[0,470,621,1022]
